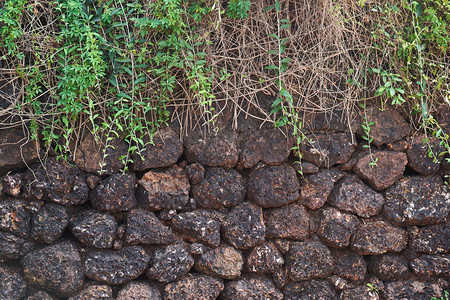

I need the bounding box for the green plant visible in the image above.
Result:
[0,0,27,59]
[366,283,379,293]
[359,102,378,167]
[226,0,251,19]
[431,290,449,300]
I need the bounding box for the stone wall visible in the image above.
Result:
[0,105,449,299]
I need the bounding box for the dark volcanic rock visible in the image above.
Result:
[300,169,344,210]
[353,151,407,191]
[304,109,349,133]
[0,126,40,172]
[222,276,283,300]
[272,268,288,289]
[2,173,21,197]
[299,133,357,168]
[185,163,205,185]
[69,210,117,249]
[0,231,33,261]
[245,243,284,274]
[286,240,334,281]
[329,175,385,218]
[410,254,450,279]
[194,245,244,279]
[383,176,450,226]
[407,135,445,175]
[146,244,194,283]
[222,202,266,249]
[22,158,89,205]
[132,126,182,171]
[84,246,150,285]
[116,281,161,300]
[136,166,189,211]
[283,279,338,300]
[340,285,380,300]
[247,164,299,208]
[332,249,366,283]
[192,167,245,209]
[408,223,450,254]
[90,173,136,213]
[125,208,175,245]
[0,198,31,237]
[265,204,309,240]
[171,210,221,247]
[163,274,224,300]
[368,253,410,281]
[350,221,407,255]
[31,203,69,243]
[298,161,319,174]
[238,128,293,169]
[383,280,443,300]
[27,291,55,300]
[22,241,83,297]
[0,264,26,300]
[317,207,358,248]
[68,284,113,300]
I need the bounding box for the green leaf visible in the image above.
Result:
[268,33,279,39]
[114,57,131,63]
[266,50,278,55]
[265,65,279,70]
[274,1,281,12]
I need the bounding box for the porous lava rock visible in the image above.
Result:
[67,284,113,300]
[317,207,358,248]
[300,168,344,210]
[264,204,309,240]
[410,254,450,279]
[191,167,245,209]
[146,244,194,283]
[22,158,89,206]
[406,135,445,175]
[31,203,69,243]
[283,279,338,300]
[185,162,205,185]
[272,268,288,289]
[84,246,150,285]
[0,231,34,261]
[0,264,27,300]
[90,173,136,213]
[298,161,319,174]
[298,133,357,167]
[132,126,183,171]
[221,276,283,300]
[27,291,55,300]
[383,176,450,226]
[350,221,407,255]
[368,253,410,281]
[116,281,161,300]
[331,249,367,283]
[69,210,117,249]
[22,242,83,297]
[0,126,40,172]
[171,210,221,247]
[0,198,31,237]
[408,223,449,254]
[163,274,224,300]
[237,128,293,169]
[194,245,244,279]
[125,208,175,245]
[136,166,189,211]
[184,131,239,168]
[222,202,266,249]
[340,285,380,300]
[353,151,407,191]
[286,240,334,281]
[247,164,299,208]
[245,243,284,274]
[2,173,21,197]
[383,280,443,300]
[329,174,385,218]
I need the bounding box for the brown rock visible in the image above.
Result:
[0,231,34,261]
[407,135,445,175]
[300,169,344,210]
[163,274,224,300]
[222,276,283,300]
[0,198,31,238]
[265,204,309,240]
[283,279,338,300]
[185,163,205,185]
[408,223,450,254]
[410,254,450,279]
[383,280,443,300]
[331,249,366,283]
[340,285,380,300]
[90,173,136,213]
[368,253,410,281]
[171,210,221,247]
[68,284,113,300]
[31,203,69,244]
[194,245,244,280]
[0,126,40,172]
[2,173,21,197]
[245,243,284,274]
[125,208,175,245]
[317,207,358,248]
[116,281,161,300]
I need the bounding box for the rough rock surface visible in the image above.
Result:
[222,202,266,249]
[299,133,357,167]
[350,221,407,255]
[132,126,183,171]
[0,198,31,237]
[146,244,194,283]
[368,253,410,281]
[407,135,445,175]
[26,290,55,300]
[383,280,443,300]
[283,279,338,300]
[221,276,283,300]
[68,284,112,300]
[171,210,221,247]
[265,204,309,240]
[286,240,334,281]
[163,274,224,300]
[299,169,344,210]
[2,173,21,197]
[116,281,161,300]
[245,243,284,274]
[410,254,450,279]
[317,207,358,248]
[0,264,27,300]
[22,242,83,297]
[185,162,205,185]
[31,203,69,243]
[194,245,244,279]
[408,223,449,254]
[136,166,189,211]
[353,151,407,191]
[0,231,34,261]
[125,208,175,245]
[0,126,40,171]
[247,164,299,208]
[383,176,450,226]
[191,167,245,209]
[340,285,380,300]
[329,174,385,218]
[69,210,117,249]
[90,173,136,213]
[331,249,366,283]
